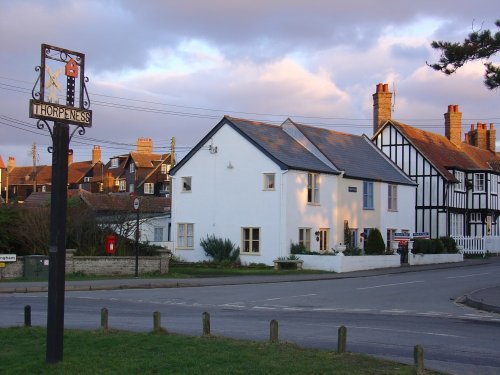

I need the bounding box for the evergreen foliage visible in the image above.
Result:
[365,228,385,255]
[429,20,500,89]
[200,235,240,263]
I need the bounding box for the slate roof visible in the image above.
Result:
[171,116,415,186]
[292,120,414,185]
[384,120,500,182]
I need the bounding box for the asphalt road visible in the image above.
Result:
[2,262,500,375]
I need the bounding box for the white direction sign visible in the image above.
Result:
[133,198,140,210]
[0,254,17,262]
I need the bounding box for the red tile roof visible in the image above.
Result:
[389,121,500,181]
[0,156,5,169]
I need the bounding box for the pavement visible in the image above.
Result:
[1,257,499,314]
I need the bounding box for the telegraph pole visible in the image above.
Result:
[32,142,37,192]
[29,44,92,364]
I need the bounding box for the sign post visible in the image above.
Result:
[133,197,140,277]
[29,44,92,364]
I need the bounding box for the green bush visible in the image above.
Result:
[290,242,307,254]
[200,235,240,263]
[365,228,385,255]
[412,238,446,254]
[439,236,458,253]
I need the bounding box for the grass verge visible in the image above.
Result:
[0,327,441,375]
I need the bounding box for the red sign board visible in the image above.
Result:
[105,235,116,255]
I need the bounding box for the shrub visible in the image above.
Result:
[439,236,458,254]
[290,242,307,254]
[200,235,240,263]
[365,228,385,255]
[412,238,446,254]
[432,238,445,254]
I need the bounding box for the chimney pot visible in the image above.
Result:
[383,83,389,92]
[448,105,453,112]
[376,83,383,92]
[490,123,495,130]
[454,105,459,112]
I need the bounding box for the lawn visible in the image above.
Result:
[0,327,440,375]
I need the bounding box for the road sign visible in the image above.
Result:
[0,254,16,262]
[133,197,140,210]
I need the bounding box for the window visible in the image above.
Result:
[84,177,91,183]
[470,212,482,223]
[129,183,134,193]
[144,182,154,194]
[182,177,192,192]
[363,181,374,209]
[264,173,275,190]
[319,228,329,252]
[349,228,358,248]
[119,180,126,191]
[455,171,465,191]
[298,228,311,250]
[242,227,260,253]
[388,184,397,211]
[386,229,396,251]
[474,173,485,192]
[450,213,464,236]
[129,163,135,173]
[491,174,498,194]
[154,227,164,242]
[177,223,194,249]
[362,228,373,251]
[307,173,319,204]
[161,164,168,174]
[110,158,119,168]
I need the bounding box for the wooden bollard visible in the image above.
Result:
[337,325,347,353]
[202,312,210,336]
[414,345,424,375]
[101,308,108,330]
[153,311,161,332]
[24,305,31,327]
[270,320,279,343]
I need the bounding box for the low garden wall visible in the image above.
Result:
[408,253,463,266]
[301,254,400,273]
[0,249,171,279]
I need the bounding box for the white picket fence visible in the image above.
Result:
[453,236,500,255]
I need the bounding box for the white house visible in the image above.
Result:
[372,83,500,238]
[170,116,416,265]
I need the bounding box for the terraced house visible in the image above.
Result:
[372,83,500,238]
[170,116,415,265]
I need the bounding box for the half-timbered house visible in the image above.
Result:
[372,83,500,239]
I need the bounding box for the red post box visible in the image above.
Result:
[105,235,117,255]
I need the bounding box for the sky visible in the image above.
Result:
[0,0,499,167]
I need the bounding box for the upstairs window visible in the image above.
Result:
[388,184,397,211]
[363,181,374,209]
[491,174,498,194]
[144,182,154,194]
[455,171,465,192]
[264,173,275,190]
[474,173,485,192]
[307,173,320,204]
[119,180,126,191]
[110,158,119,168]
[129,163,135,173]
[182,177,192,192]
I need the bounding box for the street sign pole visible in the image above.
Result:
[46,121,69,363]
[134,198,140,278]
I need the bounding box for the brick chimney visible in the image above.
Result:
[373,83,392,135]
[444,104,462,145]
[92,145,101,164]
[7,156,15,171]
[136,138,153,154]
[487,123,496,152]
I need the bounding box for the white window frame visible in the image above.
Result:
[161,164,168,174]
[144,182,154,194]
[241,227,260,254]
[307,173,320,204]
[298,228,311,251]
[470,212,482,223]
[455,171,465,192]
[118,180,126,192]
[474,173,485,192]
[491,174,498,194]
[263,173,275,190]
[450,213,464,236]
[129,163,135,173]
[363,181,374,210]
[110,158,119,168]
[388,184,397,211]
[154,227,164,242]
[84,176,91,183]
[177,223,194,249]
[182,176,192,192]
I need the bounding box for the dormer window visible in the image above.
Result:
[110,158,119,168]
[130,163,135,173]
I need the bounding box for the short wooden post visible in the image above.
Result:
[202,312,210,336]
[153,311,161,332]
[24,305,31,327]
[337,325,347,353]
[414,345,424,375]
[270,319,279,343]
[101,308,108,330]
